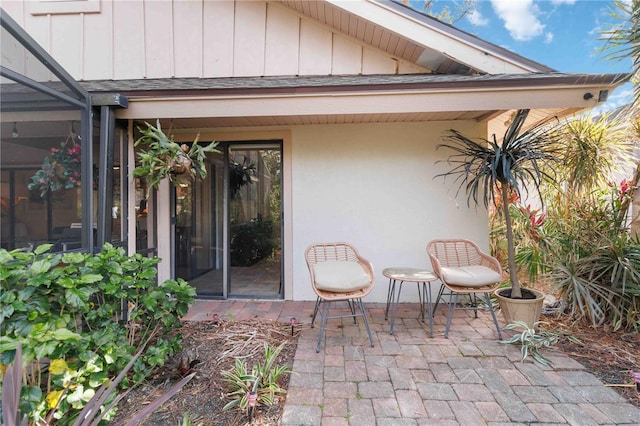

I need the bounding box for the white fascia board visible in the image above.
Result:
[116,86,610,120]
[326,0,536,74]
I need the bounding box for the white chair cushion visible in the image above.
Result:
[313,261,371,292]
[440,265,501,287]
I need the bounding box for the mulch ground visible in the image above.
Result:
[112,319,300,426]
[545,315,640,407]
[112,315,639,425]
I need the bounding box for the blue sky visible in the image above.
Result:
[411,0,634,111]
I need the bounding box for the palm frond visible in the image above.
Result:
[598,0,640,106]
[436,113,562,210]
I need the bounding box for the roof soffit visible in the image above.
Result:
[105,73,629,127]
[85,72,629,129]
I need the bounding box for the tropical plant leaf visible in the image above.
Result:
[436,110,563,296]
[133,120,219,197]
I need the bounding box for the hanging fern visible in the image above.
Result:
[133,120,219,197]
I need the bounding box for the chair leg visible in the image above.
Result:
[444,293,458,338]
[433,284,445,318]
[355,298,374,348]
[348,299,357,324]
[316,300,330,353]
[484,293,503,340]
[472,293,479,318]
[311,296,321,328]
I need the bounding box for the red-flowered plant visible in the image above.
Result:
[28,134,82,197]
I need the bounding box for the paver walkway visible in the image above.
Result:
[184,300,640,425]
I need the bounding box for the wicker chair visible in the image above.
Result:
[427,239,503,339]
[305,242,375,352]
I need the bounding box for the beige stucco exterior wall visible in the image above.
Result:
[174,120,488,302]
[2,0,428,81]
[289,120,489,302]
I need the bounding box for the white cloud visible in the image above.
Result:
[550,0,576,4]
[544,32,554,44]
[490,0,545,41]
[466,9,489,26]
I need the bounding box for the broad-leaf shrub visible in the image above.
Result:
[0,243,195,423]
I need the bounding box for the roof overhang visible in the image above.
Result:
[82,72,630,130]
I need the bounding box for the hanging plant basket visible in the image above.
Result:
[28,132,82,198]
[168,148,193,175]
[133,120,219,197]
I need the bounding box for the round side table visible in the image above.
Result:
[383,267,439,337]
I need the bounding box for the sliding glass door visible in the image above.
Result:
[175,151,225,296]
[228,144,282,298]
[175,142,282,299]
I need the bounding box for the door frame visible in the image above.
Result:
[151,129,292,299]
[225,141,283,299]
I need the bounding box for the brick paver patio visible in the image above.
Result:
[184,300,639,425]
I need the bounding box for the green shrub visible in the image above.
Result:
[496,179,640,331]
[230,217,274,267]
[0,243,196,424]
[488,111,639,331]
[548,231,640,331]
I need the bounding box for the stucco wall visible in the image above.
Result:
[290,120,489,302]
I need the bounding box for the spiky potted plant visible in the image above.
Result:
[436,109,562,327]
[133,120,220,197]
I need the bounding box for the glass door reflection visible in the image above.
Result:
[228,144,282,298]
[175,153,225,297]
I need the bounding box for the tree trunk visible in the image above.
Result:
[502,184,522,298]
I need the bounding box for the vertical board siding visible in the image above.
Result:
[362,48,396,75]
[233,1,266,77]
[173,0,202,77]
[299,20,332,76]
[25,15,54,82]
[83,8,112,80]
[145,1,174,78]
[264,4,299,76]
[2,0,36,80]
[5,0,428,81]
[1,12,26,75]
[332,34,362,75]
[203,0,234,77]
[2,1,24,27]
[398,61,428,74]
[50,14,83,78]
[113,1,145,79]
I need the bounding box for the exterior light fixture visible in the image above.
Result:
[598,90,609,103]
[11,122,18,138]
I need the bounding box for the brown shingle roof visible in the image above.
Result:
[80,72,629,97]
